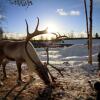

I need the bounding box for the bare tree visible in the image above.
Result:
[84,0,89,38]
[89,0,93,64]
[84,0,89,49]
[0,0,33,24]
[8,0,33,7]
[84,0,93,64]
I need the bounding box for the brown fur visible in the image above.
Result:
[0,40,52,85]
[0,18,52,86]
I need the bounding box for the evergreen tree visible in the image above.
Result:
[0,27,3,39]
[95,33,99,38]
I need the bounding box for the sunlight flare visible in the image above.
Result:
[46,21,58,33]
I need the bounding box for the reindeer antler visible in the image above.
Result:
[25,17,48,41]
[25,19,30,36]
[34,17,39,32]
[52,32,68,41]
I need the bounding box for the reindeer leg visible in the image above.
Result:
[1,58,9,80]
[16,62,22,85]
[2,62,7,79]
[0,59,7,80]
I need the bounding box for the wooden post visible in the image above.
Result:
[89,0,93,64]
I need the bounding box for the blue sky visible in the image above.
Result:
[0,0,100,38]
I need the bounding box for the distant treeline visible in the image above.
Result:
[1,37,99,48]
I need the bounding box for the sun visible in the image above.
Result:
[46,21,58,33]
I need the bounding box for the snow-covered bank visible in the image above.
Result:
[36,43,100,99]
[60,44,100,57]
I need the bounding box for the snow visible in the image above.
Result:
[36,40,100,99]
[36,42,100,80]
[37,43,100,64]
[0,39,100,99]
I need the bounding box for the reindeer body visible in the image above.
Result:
[0,40,51,85]
[0,17,54,86]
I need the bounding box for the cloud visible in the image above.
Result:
[70,10,80,16]
[0,14,5,20]
[56,9,67,16]
[56,9,80,16]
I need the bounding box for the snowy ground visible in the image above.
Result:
[0,43,100,100]
[37,44,100,99]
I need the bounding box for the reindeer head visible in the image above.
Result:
[25,17,53,86]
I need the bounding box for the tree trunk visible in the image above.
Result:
[89,0,93,64]
[84,0,90,64]
[84,0,89,39]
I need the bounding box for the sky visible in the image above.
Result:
[0,0,100,39]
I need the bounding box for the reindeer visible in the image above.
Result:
[52,32,68,41]
[0,17,54,86]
